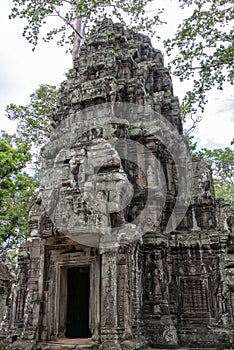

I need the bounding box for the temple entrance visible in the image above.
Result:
[65,266,91,338]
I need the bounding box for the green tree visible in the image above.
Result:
[9,0,234,111]
[6,84,58,148]
[5,84,58,189]
[9,0,164,60]
[196,145,234,210]
[0,132,35,252]
[8,0,234,141]
[6,0,234,213]
[164,0,234,120]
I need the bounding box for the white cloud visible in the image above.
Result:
[194,92,234,148]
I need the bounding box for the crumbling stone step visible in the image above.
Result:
[37,342,98,350]
[39,347,98,350]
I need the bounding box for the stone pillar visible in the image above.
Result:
[143,241,178,348]
[116,247,131,341]
[22,233,45,341]
[100,249,120,350]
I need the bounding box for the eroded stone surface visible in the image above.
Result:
[0,258,13,325]
[0,19,234,350]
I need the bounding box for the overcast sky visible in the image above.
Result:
[0,1,233,149]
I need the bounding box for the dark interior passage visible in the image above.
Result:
[66,266,91,338]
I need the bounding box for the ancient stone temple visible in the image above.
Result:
[0,257,14,326]
[1,19,234,350]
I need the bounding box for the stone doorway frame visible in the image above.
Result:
[53,255,100,341]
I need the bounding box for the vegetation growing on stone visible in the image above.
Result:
[1,0,234,250]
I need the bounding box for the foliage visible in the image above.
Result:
[0,132,35,252]
[164,0,234,119]
[9,0,164,52]
[196,145,234,210]
[5,0,234,227]
[6,84,58,148]
[9,0,234,120]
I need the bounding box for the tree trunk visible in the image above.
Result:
[72,17,87,61]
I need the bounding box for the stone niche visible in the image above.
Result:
[1,19,234,350]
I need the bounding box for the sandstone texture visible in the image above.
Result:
[1,19,234,350]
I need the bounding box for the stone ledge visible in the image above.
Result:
[36,339,99,350]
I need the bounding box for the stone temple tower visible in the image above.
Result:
[1,19,234,350]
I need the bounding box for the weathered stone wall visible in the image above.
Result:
[0,258,13,323]
[1,19,234,350]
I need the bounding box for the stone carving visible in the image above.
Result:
[0,19,234,350]
[0,258,14,328]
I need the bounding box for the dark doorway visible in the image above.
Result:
[66,266,91,338]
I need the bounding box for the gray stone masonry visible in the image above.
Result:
[1,19,234,350]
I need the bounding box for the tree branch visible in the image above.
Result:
[54,8,83,39]
[72,16,87,60]
[178,60,234,76]
[184,114,202,136]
